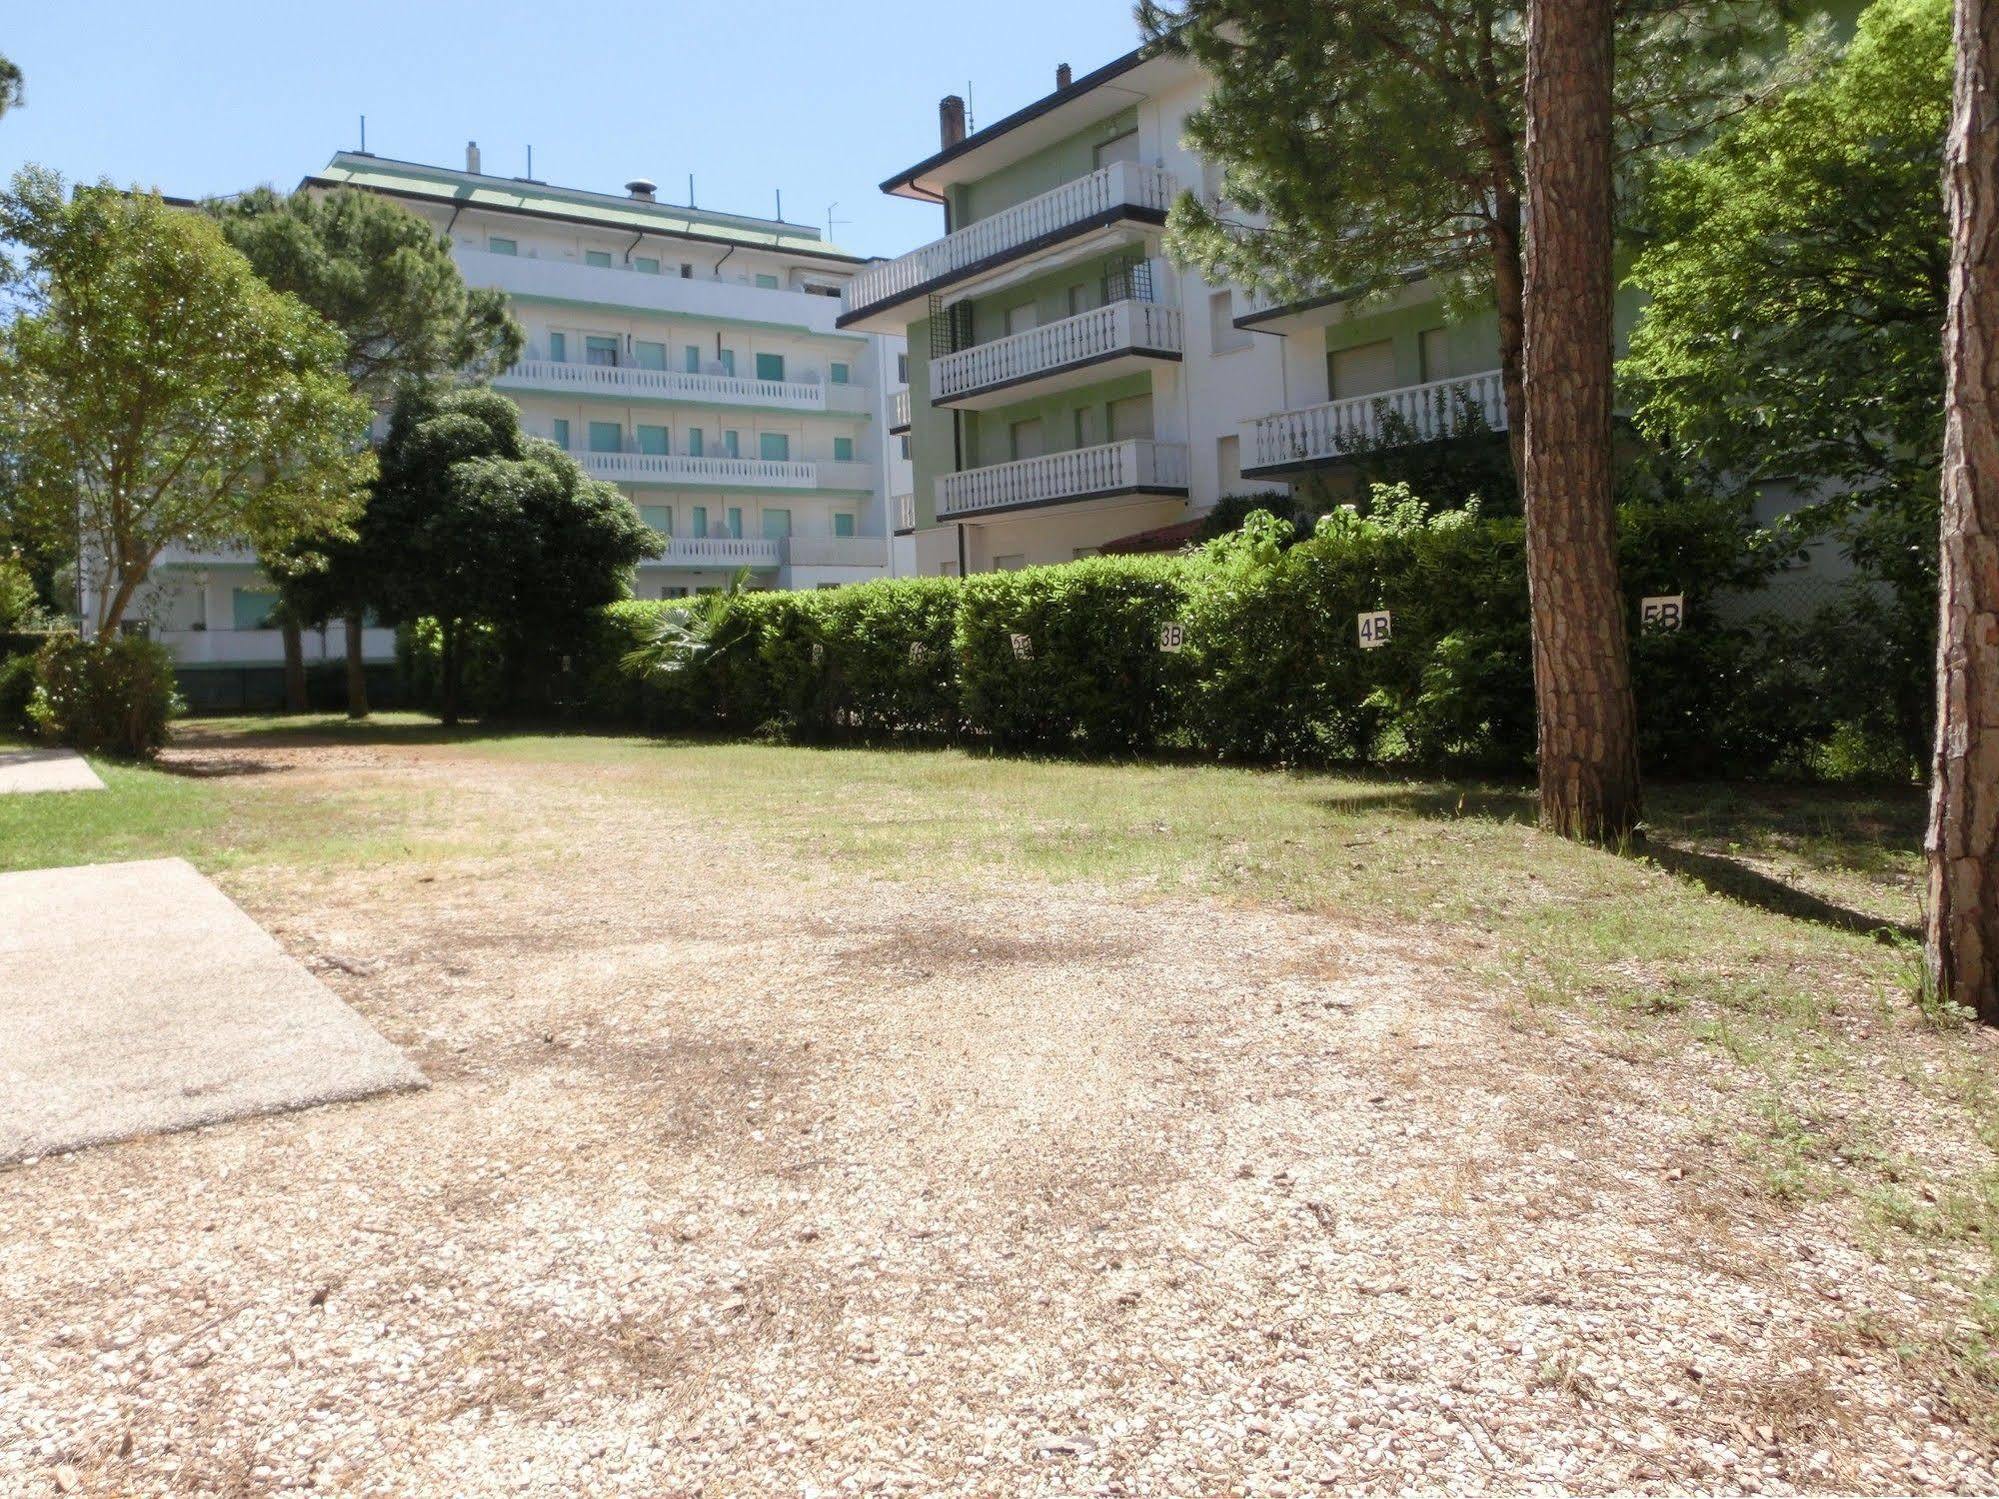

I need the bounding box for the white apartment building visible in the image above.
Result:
[99,148,912,700]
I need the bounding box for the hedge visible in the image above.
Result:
[396,492,1923,780]
[24,634,181,759]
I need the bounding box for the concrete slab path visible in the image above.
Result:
[0,858,425,1162]
[0,747,104,795]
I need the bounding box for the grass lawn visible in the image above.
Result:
[5,713,1994,1490]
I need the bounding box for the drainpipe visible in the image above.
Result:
[714,243,737,281]
[624,229,645,263]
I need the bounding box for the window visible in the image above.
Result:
[1418,327,1451,384]
[692,505,709,537]
[634,256,660,275]
[761,508,792,539]
[992,554,1026,572]
[1210,290,1251,354]
[635,341,667,371]
[726,507,744,539]
[1331,339,1398,400]
[722,430,740,457]
[585,250,613,268]
[1073,407,1099,448]
[833,436,855,462]
[830,362,850,385]
[718,349,737,376]
[488,236,517,256]
[759,432,791,462]
[687,428,704,457]
[1067,284,1089,317]
[1004,302,1039,336]
[1108,395,1153,442]
[755,273,780,289]
[552,418,571,449]
[636,424,669,455]
[680,263,695,278]
[660,585,689,600]
[898,435,911,459]
[640,505,672,534]
[1218,434,1243,493]
[684,345,702,374]
[231,588,280,630]
[548,331,567,363]
[834,512,856,538]
[755,352,786,382]
[585,335,620,367]
[588,421,623,453]
[1010,419,1045,461]
[896,352,909,383]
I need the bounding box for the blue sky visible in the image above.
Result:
[3,1,1150,259]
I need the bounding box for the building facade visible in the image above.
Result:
[104,150,911,694]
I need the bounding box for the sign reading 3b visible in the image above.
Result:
[1640,595,1685,632]
[1357,610,1392,650]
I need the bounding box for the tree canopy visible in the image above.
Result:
[1621,0,1950,595]
[0,169,374,634]
[1140,0,1817,471]
[0,55,22,119]
[363,385,659,722]
[211,186,522,403]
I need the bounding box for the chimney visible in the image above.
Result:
[1056,63,1073,90]
[626,177,658,202]
[465,140,481,174]
[940,95,967,149]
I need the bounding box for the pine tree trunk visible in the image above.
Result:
[1491,190,1529,488]
[281,614,307,714]
[1522,0,1641,843]
[1927,0,1999,1021]
[343,611,370,720]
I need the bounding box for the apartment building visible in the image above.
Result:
[110,149,912,695]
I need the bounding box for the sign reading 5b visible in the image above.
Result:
[1357,610,1392,650]
[1640,595,1685,632]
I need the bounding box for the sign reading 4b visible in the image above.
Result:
[1357,610,1392,650]
[1640,595,1685,632]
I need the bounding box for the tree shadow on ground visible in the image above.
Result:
[1641,841,1917,943]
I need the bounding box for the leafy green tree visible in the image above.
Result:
[0,55,22,119]
[365,385,658,724]
[1623,0,1950,607]
[1139,0,1817,479]
[212,186,524,714]
[0,169,373,637]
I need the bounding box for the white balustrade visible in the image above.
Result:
[890,387,911,429]
[501,359,828,411]
[843,162,1177,317]
[932,300,1182,403]
[937,439,1188,518]
[645,537,782,568]
[577,451,818,490]
[1242,371,1507,470]
[894,493,916,531]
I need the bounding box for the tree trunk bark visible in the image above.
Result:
[1490,191,1529,489]
[1928,0,1999,1021]
[440,619,460,728]
[281,613,307,714]
[1522,0,1641,843]
[343,611,370,720]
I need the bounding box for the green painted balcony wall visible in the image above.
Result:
[946,107,1139,228]
[962,369,1156,471]
[960,250,1151,347]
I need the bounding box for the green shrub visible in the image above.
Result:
[954,555,1196,755]
[26,634,180,758]
[0,650,38,732]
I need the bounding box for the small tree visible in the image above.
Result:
[366,386,658,725]
[213,186,523,715]
[0,169,373,639]
[1140,0,1813,481]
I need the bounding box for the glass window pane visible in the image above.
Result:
[755,273,780,289]
[830,362,850,385]
[585,250,613,268]
[758,432,790,462]
[755,352,785,382]
[833,436,854,461]
[722,430,740,457]
[552,418,570,449]
[488,236,517,256]
[687,429,704,457]
[636,425,669,455]
[634,256,660,275]
[718,349,736,376]
[548,331,567,363]
[231,589,280,630]
[684,345,702,374]
[588,421,623,453]
[692,505,708,536]
[834,512,855,537]
[585,335,620,367]
[726,507,743,539]
[761,509,791,539]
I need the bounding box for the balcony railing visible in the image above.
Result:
[1242,371,1507,471]
[577,450,818,490]
[782,535,887,568]
[933,299,1183,404]
[500,359,830,411]
[894,493,916,532]
[643,537,782,569]
[842,161,1176,319]
[937,438,1188,519]
[889,387,911,430]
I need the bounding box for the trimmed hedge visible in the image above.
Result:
[397,494,1920,780]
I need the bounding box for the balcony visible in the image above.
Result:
[456,248,855,340]
[499,359,867,414]
[838,162,1176,331]
[937,438,1188,520]
[782,535,888,568]
[157,626,398,667]
[889,387,911,433]
[932,299,1183,410]
[1240,372,1507,475]
[578,450,817,491]
[894,493,916,533]
[640,537,782,570]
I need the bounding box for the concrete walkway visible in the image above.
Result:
[0,858,425,1162]
[0,747,104,795]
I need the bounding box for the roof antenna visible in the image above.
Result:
[827,201,848,241]
[526,144,534,180]
[966,81,975,133]
[688,173,696,208]
[775,188,783,221]
[359,114,367,153]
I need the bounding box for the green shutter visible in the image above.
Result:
[684,345,702,374]
[755,273,780,289]
[588,421,623,453]
[687,429,705,457]
[585,335,619,366]
[834,512,855,538]
[761,509,791,539]
[634,256,660,274]
[692,505,709,537]
[755,352,785,382]
[488,236,517,256]
[833,436,854,462]
[548,331,566,363]
[718,349,736,376]
[637,425,669,455]
[635,341,667,371]
[552,418,570,449]
[640,505,672,534]
[722,430,740,457]
[758,432,790,462]
[727,507,743,539]
[830,362,850,385]
[585,250,613,268]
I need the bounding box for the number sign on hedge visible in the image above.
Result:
[1640,595,1685,632]
[909,641,928,663]
[1010,632,1034,661]
[1358,610,1392,650]
[1159,621,1186,654]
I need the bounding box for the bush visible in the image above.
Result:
[26,634,180,758]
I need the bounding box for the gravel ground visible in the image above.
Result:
[2,738,1995,1496]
